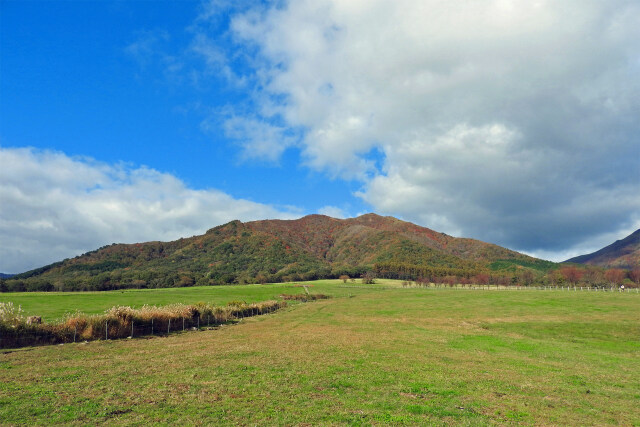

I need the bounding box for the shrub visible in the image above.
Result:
[362,271,376,284]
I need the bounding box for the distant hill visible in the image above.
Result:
[4,213,554,291]
[566,229,640,269]
[0,273,15,279]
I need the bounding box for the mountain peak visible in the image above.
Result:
[8,213,550,290]
[355,212,384,219]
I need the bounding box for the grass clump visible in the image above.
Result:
[0,302,24,326]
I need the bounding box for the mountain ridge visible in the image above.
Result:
[4,213,555,291]
[565,229,640,268]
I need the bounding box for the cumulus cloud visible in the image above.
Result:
[0,147,294,273]
[205,0,640,258]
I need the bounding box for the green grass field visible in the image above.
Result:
[1,282,639,425]
[0,279,397,321]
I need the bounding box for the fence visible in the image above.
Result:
[0,300,286,350]
[338,284,639,293]
[400,283,639,292]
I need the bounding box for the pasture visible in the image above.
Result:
[0,279,390,321]
[1,283,639,425]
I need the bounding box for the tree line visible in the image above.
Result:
[1,260,638,293]
[373,262,640,288]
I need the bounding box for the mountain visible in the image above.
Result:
[4,213,554,291]
[0,273,15,279]
[565,229,640,269]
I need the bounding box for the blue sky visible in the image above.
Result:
[1,1,363,211]
[1,0,639,272]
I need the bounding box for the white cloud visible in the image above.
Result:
[0,147,295,273]
[125,29,186,84]
[317,205,348,219]
[222,115,296,162]
[124,29,171,68]
[189,32,246,86]
[202,0,640,255]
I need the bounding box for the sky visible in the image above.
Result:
[1,0,639,273]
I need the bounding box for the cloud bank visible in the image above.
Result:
[209,0,640,258]
[0,147,293,273]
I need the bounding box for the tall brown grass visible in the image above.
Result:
[0,300,286,349]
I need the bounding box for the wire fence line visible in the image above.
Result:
[0,301,285,350]
[3,314,234,349]
[339,284,639,293]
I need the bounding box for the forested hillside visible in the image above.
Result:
[5,213,635,292]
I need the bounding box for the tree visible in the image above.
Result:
[604,269,625,286]
[559,266,583,285]
[582,268,602,287]
[339,275,350,283]
[361,271,376,284]
[518,270,534,286]
[548,270,559,286]
[416,277,429,287]
[628,268,640,285]
[473,273,489,285]
[178,275,195,287]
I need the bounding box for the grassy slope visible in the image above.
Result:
[1,283,639,425]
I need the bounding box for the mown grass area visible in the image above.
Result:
[0,279,399,321]
[1,285,639,425]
